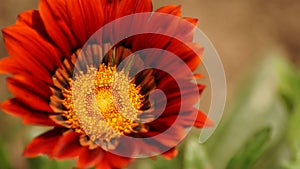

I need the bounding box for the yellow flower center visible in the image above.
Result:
[61,64,144,145]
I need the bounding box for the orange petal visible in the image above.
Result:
[183,17,199,26]
[0,57,24,74]
[194,74,204,79]
[161,147,178,160]
[156,5,182,16]
[194,110,214,128]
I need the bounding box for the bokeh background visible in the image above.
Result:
[0,0,300,169]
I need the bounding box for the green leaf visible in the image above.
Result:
[182,136,212,169]
[276,56,300,107]
[225,127,271,169]
[0,138,12,169]
[286,104,300,160]
[27,156,75,169]
[204,55,289,169]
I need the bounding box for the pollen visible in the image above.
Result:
[61,64,144,148]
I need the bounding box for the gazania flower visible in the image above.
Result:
[0,0,212,168]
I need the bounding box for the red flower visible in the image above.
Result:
[0,0,212,168]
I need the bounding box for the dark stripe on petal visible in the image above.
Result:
[23,127,68,157]
[1,98,57,126]
[52,131,85,159]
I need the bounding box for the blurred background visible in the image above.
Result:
[0,0,300,169]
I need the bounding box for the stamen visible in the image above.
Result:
[61,64,144,149]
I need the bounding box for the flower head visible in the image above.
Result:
[0,0,212,168]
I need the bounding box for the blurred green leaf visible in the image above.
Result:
[28,156,75,169]
[205,55,289,169]
[183,136,212,169]
[286,104,300,161]
[130,148,183,169]
[226,127,271,169]
[0,138,12,169]
[276,56,300,106]
[275,55,300,169]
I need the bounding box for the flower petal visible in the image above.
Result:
[105,152,132,169]
[161,147,178,160]
[6,75,53,112]
[0,98,56,126]
[16,10,52,43]
[2,24,62,83]
[144,124,185,148]
[194,110,214,128]
[0,57,24,74]
[183,17,198,26]
[95,160,112,169]
[165,41,203,71]
[65,0,105,46]
[23,128,67,157]
[117,0,152,17]
[52,131,85,159]
[156,5,182,16]
[38,0,77,55]
[77,148,104,168]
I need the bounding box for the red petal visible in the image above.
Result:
[198,84,206,95]
[144,124,185,148]
[38,0,77,56]
[0,57,24,74]
[194,110,214,128]
[65,0,105,46]
[131,36,202,71]
[77,148,104,168]
[6,75,53,112]
[106,152,132,168]
[100,0,121,24]
[161,147,178,160]
[17,10,52,42]
[183,17,198,26]
[108,0,153,42]
[8,75,52,99]
[165,41,203,71]
[95,160,112,169]
[131,34,171,53]
[155,6,199,42]
[156,5,182,16]
[23,128,67,157]
[2,25,61,83]
[194,74,204,79]
[117,0,152,17]
[52,131,85,159]
[0,98,57,126]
